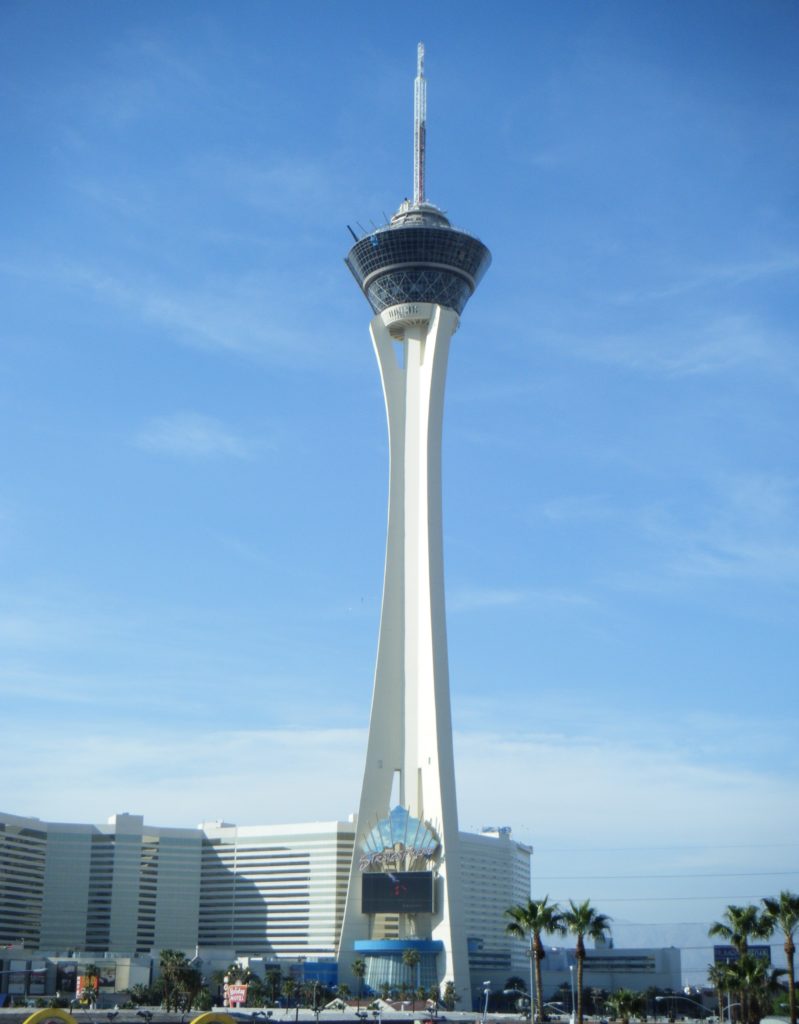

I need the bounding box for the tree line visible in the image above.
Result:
[505,891,799,1024]
[706,893,799,1024]
[124,950,459,1013]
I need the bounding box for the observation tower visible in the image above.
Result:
[338,45,491,995]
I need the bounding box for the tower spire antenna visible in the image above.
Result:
[413,41,426,206]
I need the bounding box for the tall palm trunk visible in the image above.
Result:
[576,937,585,1024]
[786,936,797,1024]
[534,936,546,1023]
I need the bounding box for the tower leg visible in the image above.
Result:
[338,303,469,996]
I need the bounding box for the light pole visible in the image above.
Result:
[295,958,306,1024]
[569,966,575,1024]
[724,1002,742,1024]
[503,988,531,1019]
[655,995,709,1019]
[312,980,321,1023]
[482,982,491,1024]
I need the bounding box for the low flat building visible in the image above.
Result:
[541,940,682,1001]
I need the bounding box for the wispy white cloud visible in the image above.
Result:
[454,728,798,851]
[0,664,106,705]
[716,472,796,524]
[135,412,256,459]
[643,473,799,585]
[670,534,799,584]
[214,156,340,220]
[0,727,367,828]
[70,177,155,220]
[0,599,122,652]
[0,258,327,364]
[609,252,799,305]
[530,474,799,595]
[3,718,795,859]
[583,315,782,379]
[448,587,527,612]
[541,301,797,385]
[213,533,274,566]
[448,586,592,613]
[539,495,616,522]
[54,30,207,134]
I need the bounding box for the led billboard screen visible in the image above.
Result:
[362,871,434,914]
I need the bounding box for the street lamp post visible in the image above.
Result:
[724,1002,742,1024]
[481,983,493,1024]
[569,966,576,1024]
[655,995,709,1019]
[295,958,306,1024]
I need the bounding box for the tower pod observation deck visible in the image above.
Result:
[345,200,491,316]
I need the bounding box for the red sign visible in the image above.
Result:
[76,976,99,1001]
[227,984,248,1007]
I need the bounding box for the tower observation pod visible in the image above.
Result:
[338,44,491,996]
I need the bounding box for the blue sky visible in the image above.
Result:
[2,0,798,982]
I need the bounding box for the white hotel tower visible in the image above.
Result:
[337,45,491,994]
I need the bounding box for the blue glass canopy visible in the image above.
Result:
[361,805,439,857]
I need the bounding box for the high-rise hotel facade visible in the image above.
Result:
[0,809,530,1001]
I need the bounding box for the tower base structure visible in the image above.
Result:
[337,302,469,995]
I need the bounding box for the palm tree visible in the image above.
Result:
[562,899,612,1024]
[402,948,421,1006]
[441,981,458,1011]
[708,905,771,956]
[159,950,192,1012]
[707,962,734,1024]
[247,976,267,1007]
[708,904,773,1024]
[282,977,297,1012]
[176,963,203,1011]
[762,891,799,1024]
[726,953,772,1024]
[80,964,100,1007]
[267,968,283,1006]
[752,964,789,1024]
[606,988,643,1024]
[505,896,567,1022]
[351,958,366,1011]
[127,983,153,1007]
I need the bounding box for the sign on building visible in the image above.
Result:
[226,983,248,1007]
[713,945,771,965]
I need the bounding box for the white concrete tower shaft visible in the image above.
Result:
[340,43,491,998]
[338,303,469,989]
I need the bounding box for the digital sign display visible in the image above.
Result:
[362,870,434,913]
